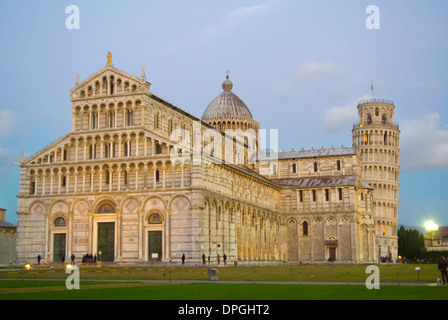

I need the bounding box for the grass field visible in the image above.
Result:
[0,263,441,283]
[0,263,446,300]
[1,281,448,300]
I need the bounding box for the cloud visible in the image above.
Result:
[323,96,370,133]
[205,2,271,36]
[0,110,15,140]
[295,61,341,83]
[400,112,448,172]
[415,80,439,90]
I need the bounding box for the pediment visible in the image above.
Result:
[70,65,150,100]
[23,133,73,165]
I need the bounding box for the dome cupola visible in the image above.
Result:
[202,75,259,132]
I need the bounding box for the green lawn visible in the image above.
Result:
[1,282,448,300]
[0,263,440,283]
[0,264,445,301]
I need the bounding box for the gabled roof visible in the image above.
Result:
[253,147,357,162]
[269,175,373,189]
[71,64,148,92]
[0,220,16,228]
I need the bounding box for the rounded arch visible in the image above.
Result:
[28,200,47,215]
[168,194,192,212]
[120,196,140,214]
[141,194,166,212]
[70,198,91,214]
[92,196,118,214]
[49,200,70,215]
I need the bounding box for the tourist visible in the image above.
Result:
[438,256,448,285]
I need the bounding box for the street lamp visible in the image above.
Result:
[424,221,439,231]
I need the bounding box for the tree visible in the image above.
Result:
[398,226,426,260]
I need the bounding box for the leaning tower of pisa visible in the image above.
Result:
[352,99,400,262]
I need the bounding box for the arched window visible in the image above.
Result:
[124,170,128,185]
[313,162,318,172]
[108,111,114,128]
[155,170,160,182]
[105,169,110,185]
[337,160,341,171]
[382,114,387,125]
[156,143,162,154]
[292,163,297,173]
[303,221,308,236]
[91,112,97,129]
[155,112,159,129]
[126,109,133,126]
[54,217,66,227]
[367,114,372,125]
[375,108,379,116]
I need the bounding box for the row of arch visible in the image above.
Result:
[284,214,375,262]
[29,193,191,217]
[27,160,192,195]
[360,148,399,165]
[27,193,192,263]
[374,202,398,220]
[29,131,177,165]
[203,196,280,262]
[77,73,142,99]
[73,99,143,131]
[204,116,260,133]
[353,128,400,147]
[362,165,400,183]
[369,182,399,202]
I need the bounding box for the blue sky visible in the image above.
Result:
[0,0,447,228]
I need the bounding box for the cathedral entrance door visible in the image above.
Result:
[148,231,162,262]
[53,233,66,263]
[98,222,115,261]
[329,247,336,262]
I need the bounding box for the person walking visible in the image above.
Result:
[438,256,448,285]
[182,253,185,265]
[202,253,206,265]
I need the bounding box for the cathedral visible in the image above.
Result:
[15,54,400,265]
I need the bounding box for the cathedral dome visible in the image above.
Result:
[202,78,254,120]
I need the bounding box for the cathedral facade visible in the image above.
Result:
[15,55,400,265]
